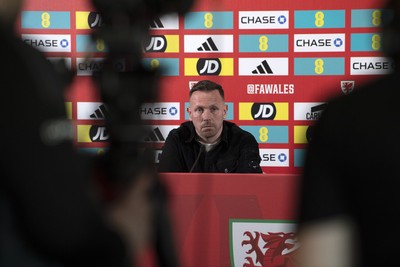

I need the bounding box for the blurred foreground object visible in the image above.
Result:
[295,1,400,267]
[90,0,194,266]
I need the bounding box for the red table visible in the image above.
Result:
[154,173,300,267]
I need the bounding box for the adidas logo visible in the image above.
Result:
[90,104,109,119]
[197,37,219,52]
[144,127,166,142]
[252,60,273,74]
[150,18,164,29]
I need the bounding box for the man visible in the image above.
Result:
[0,0,154,266]
[295,1,400,267]
[158,80,262,173]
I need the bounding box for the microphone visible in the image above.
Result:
[189,145,205,173]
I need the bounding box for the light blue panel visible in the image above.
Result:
[351,9,384,28]
[184,12,233,29]
[78,147,109,155]
[240,126,289,144]
[76,34,108,53]
[351,33,382,52]
[294,149,306,167]
[294,58,345,76]
[239,34,289,52]
[21,11,70,29]
[185,102,234,120]
[294,10,345,28]
[142,58,179,76]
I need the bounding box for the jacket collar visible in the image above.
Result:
[185,121,229,145]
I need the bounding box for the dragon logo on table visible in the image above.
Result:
[241,231,297,267]
[230,221,298,267]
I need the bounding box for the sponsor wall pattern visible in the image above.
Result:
[20,0,387,174]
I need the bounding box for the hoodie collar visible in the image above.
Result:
[185,121,229,145]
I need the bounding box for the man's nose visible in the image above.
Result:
[202,109,212,119]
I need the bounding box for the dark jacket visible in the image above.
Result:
[0,26,129,267]
[158,121,262,173]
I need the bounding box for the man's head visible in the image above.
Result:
[0,0,23,28]
[187,80,227,143]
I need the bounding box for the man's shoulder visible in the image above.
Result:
[168,121,193,139]
[224,121,253,138]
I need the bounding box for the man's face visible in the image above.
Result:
[187,90,227,143]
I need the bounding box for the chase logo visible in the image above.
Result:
[77,125,109,143]
[294,34,345,52]
[240,126,289,144]
[239,103,288,120]
[184,35,233,53]
[76,58,125,76]
[239,11,289,29]
[185,58,234,76]
[294,102,326,121]
[350,57,394,75]
[144,35,179,53]
[22,34,71,52]
[140,102,180,120]
[76,11,103,29]
[77,58,103,76]
[239,58,288,76]
[143,125,178,143]
[21,11,70,29]
[150,13,179,30]
[259,149,289,167]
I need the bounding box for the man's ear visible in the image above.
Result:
[223,104,228,119]
[187,106,192,120]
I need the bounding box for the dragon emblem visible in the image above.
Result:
[241,231,298,267]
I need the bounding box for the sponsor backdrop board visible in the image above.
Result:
[20,0,387,174]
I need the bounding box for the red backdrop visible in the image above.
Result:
[19,0,387,174]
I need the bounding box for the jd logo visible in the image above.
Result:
[145,36,167,52]
[196,58,221,75]
[251,103,277,120]
[88,12,103,29]
[89,126,109,142]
